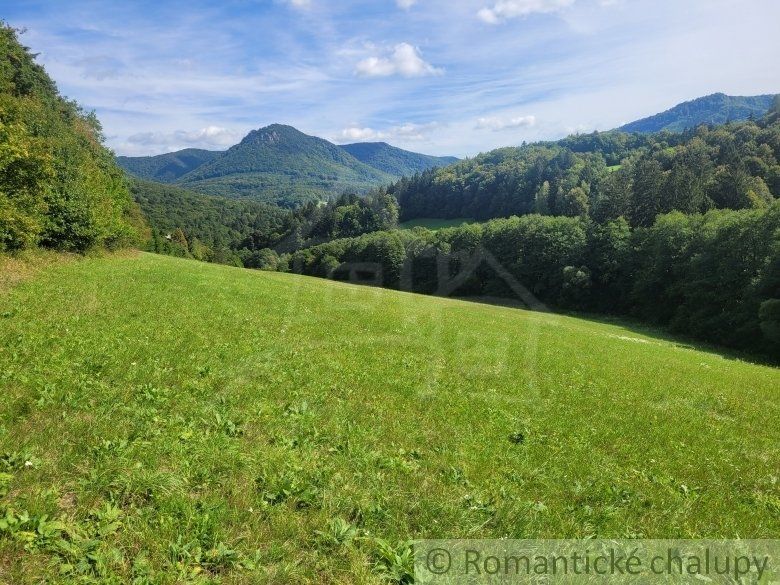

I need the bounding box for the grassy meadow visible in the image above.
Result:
[0,252,778,583]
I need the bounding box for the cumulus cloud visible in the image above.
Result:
[475,115,536,131]
[126,126,241,149]
[336,121,441,143]
[355,43,442,78]
[396,0,418,9]
[477,0,576,24]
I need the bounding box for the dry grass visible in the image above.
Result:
[0,250,76,293]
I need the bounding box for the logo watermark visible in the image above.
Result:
[415,539,780,583]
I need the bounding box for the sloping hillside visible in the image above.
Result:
[619,93,775,133]
[174,125,392,205]
[341,142,457,176]
[1,252,778,582]
[116,148,221,183]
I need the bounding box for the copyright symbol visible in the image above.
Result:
[426,548,452,574]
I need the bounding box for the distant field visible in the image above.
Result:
[1,253,778,583]
[398,217,477,230]
[606,164,623,172]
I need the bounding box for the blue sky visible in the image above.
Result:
[2,0,778,157]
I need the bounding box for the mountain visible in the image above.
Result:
[173,125,393,206]
[116,125,458,206]
[340,142,458,176]
[619,93,776,133]
[117,148,221,183]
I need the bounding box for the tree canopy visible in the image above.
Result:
[390,119,780,228]
[0,23,144,252]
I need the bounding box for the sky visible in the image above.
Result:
[2,0,778,157]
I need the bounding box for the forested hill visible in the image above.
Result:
[171,124,391,205]
[0,24,143,253]
[116,126,457,207]
[117,148,220,182]
[619,93,775,133]
[340,142,458,176]
[392,108,780,226]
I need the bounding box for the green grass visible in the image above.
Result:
[606,164,622,172]
[398,218,476,230]
[1,253,779,583]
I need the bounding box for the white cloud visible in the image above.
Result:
[284,0,311,8]
[476,115,536,131]
[126,126,241,150]
[336,121,441,143]
[355,43,442,78]
[478,0,576,24]
[396,0,418,9]
[340,126,381,141]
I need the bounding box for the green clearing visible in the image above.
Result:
[398,218,476,230]
[1,253,779,583]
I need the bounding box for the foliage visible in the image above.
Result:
[0,24,143,253]
[1,252,778,582]
[273,191,399,250]
[134,179,400,269]
[130,179,289,265]
[391,117,780,227]
[398,217,476,230]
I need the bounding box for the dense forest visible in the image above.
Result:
[133,179,399,269]
[0,24,143,252]
[391,111,780,226]
[130,179,289,265]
